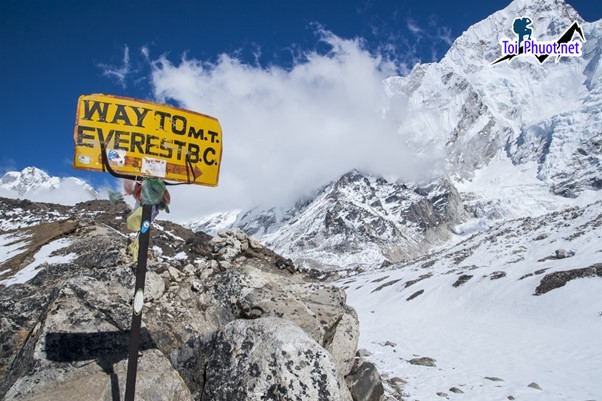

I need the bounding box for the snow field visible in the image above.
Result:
[341,200,602,401]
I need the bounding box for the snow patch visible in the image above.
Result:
[0,238,76,287]
[0,233,30,264]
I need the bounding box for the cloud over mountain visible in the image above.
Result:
[147,31,443,220]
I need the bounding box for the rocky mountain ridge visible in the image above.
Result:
[190,170,469,271]
[0,196,384,401]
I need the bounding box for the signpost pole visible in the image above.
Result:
[124,203,153,401]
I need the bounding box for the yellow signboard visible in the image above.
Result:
[73,94,222,186]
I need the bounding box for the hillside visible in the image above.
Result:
[341,200,602,400]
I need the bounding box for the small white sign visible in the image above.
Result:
[133,289,144,315]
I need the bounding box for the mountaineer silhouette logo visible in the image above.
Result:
[513,17,533,51]
[492,16,585,65]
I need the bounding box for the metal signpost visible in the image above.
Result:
[73,94,222,401]
[124,203,153,401]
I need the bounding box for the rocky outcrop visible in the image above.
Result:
[534,264,602,295]
[0,199,376,401]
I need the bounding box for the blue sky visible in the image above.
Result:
[1,0,600,194]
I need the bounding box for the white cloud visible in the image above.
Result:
[437,26,454,47]
[147,30,442,222]
[98,45,132,88]
[406,18,424,36]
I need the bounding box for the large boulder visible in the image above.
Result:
[345,360,385,401]
[203,317,351,401]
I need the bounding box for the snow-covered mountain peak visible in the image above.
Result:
[383,0,601,202]
[450,0,582,55]
[0,167,59,195]
[503,0,580,22]
[0,166,98,205]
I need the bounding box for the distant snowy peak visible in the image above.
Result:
[0,167,59,195]
[0,167,98,205]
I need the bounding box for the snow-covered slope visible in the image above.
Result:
[341,200,602,401]
[0,167,98,205]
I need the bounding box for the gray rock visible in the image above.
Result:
[217,246,238,262]
[452,274,472,288]
[17,374,110,401]
[203,317,350,401]
[249,237,263,249]
[145,270,166,301]
[528,382,542,390]
[490,271,506,280]
[233,229,247,242]
[408,357,437,367]
[449,386,464,393]
[168,266,181,280]
[555,249,575,259]
[3,274,192,401]
[534,264,602,295]
[201,266,358,354]
[149,243,362,400]
[388,377,406,386]
[183,263,196,276]
[357,349,372,358]
[325,307,360,377]
[406,289,424,301]
[345,361,384,401]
